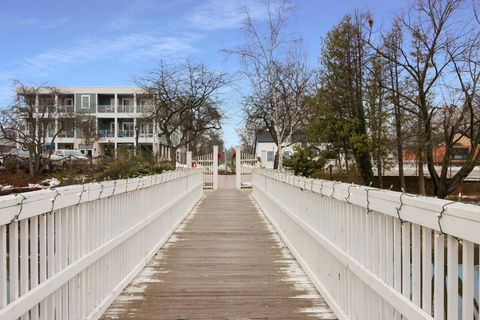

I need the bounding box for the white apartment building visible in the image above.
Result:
[24,86,176,158]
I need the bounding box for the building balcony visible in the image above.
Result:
[58,130,75,138]
[137,105,154,113]
[97,105,115,113]
[117,130,135,138]
[139,132,154,138]
[117,105,134,113]
[98,129,115,138]
[57,105,74,113]
[36,105,55,113]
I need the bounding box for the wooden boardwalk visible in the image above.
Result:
[100,189,336,320]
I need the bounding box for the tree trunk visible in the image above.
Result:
[169,146,178,168]
[417,148,426,195]
[277,145,284,171]
[376,155,383,188]
[273,150,279,170]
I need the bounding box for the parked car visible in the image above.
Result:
[2,148,31,169]
[6,148,30,159]
[51,149,89,162]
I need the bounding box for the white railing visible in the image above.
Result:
[235,147,257,189]
[0,169,203,320]
[193,146,218,190]
[252,168,480,320]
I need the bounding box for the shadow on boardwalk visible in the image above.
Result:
[101,189,336,319]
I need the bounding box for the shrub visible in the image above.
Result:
[284,145,326,177]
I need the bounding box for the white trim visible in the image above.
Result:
[81,95,91,109]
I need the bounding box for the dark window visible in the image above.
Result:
[450,147,469,160]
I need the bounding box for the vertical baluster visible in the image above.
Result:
[447,235,458,320]
[422,227,433,315]
[402,222,411,299]
[385,216,395,319]
[30,216,39,320]
[55,211,62,319]
[434,233,445,319]
[47,213,55,319]
[20,219,29,320]
[39,215,47,320]
[412,224,421,305]
[0,225,7,307]
[462,240,474,319]
[61,209,68,320]
[9,221,19,303]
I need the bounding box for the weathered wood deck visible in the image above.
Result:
[100,189,336,319]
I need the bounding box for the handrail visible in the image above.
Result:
[0,169,203,319]
[252,168,480,320]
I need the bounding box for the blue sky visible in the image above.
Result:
[0,0,405,146]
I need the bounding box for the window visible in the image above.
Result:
[267,151,274,162]
[81,95,90,109]
[450,147,469,160]
[65,98,73,106]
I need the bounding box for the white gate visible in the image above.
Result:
[235,147,257,189]
[192,145,218,190]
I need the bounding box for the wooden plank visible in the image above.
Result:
[461,241,474,319]
[447,235,458,320]
[421,227,432,315]
[434,233,445,320]
[0,225,6,307]
[100,190,337,319]
[9,221,19,303]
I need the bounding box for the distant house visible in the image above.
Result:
[254,131,296,169]
[403,133,479,164]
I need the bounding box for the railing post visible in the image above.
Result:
[186,151,192,168]
[213,145,218,190]
[236,146,241,190]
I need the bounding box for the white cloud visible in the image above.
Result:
[0,16,68,29]
[21,32,199,74]
[185,0,268,31]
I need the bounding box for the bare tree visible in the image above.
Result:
[190,129,224,155]
[75,112,98,164]
[0,80,75,177]
[136,59,228,166]
[368,0,480,197]
[236,127,255,154]
[226,0,312,170]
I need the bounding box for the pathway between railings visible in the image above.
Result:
[101,189,336,319]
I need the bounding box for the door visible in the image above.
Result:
[121,98,133,112]
[123,122,134,137]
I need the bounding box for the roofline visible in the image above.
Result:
[16,86,145,94]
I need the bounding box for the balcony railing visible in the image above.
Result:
[58,130,75,138]
[117,105,134,113]
[36,105,55,113]
[97,105,115,113]
[98,129,115,138]
[57,105,74,113]
[137,105,154,113]
[117,130,135,138]
[139,132,154,138]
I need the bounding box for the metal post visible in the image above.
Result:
[236,146,241,190]
[213,145,218,190]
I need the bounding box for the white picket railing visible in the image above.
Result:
[0,169,203,320]
[193,145,218,190]
[252,168,480,320]
[235,147,257,190]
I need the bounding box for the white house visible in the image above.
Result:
[254,131,296,169]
